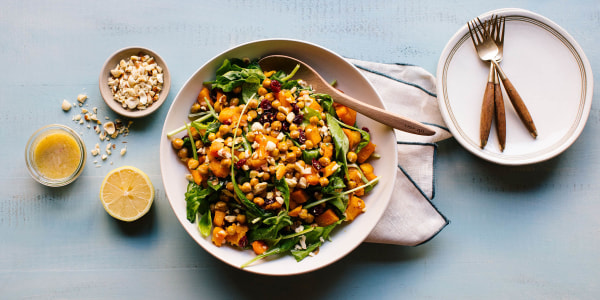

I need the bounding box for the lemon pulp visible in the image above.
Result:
[100,166,154,222]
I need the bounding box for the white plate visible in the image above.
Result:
[436,8,593,165]
[159,39,397,275]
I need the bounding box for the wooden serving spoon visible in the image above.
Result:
[258,55,436,136]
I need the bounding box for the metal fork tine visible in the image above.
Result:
[499,16,505,43]
[467,21,478,45]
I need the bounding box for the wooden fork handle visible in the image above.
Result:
[494,73,506,152]
[480,81,495,149]
[501,78,538,138]
[492,61,538,138]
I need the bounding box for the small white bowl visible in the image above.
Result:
[99,46,171,118]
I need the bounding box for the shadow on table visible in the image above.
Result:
[211,243,429,298]
[112,204,157,237]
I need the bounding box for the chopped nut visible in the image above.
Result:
[120,147,127,156]
[108,54,163,111]
[77,94,87,104]
[103,121,116,135]
[61,100,72,111]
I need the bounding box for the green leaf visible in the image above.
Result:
[326,113,349,176]
[241,237,299,268]
[302,149,320,165]
[336,120,371,153]
[198,210,212,237]
[184,183,212,223]
[201,121,221,144]
[274,177,290,211]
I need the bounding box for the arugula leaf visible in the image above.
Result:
[326,113,349,176]
[201,121,221,144]
[290,220,342,261]
[210,59,266,93]
[241,237,300,268]
[336,120,371,153]
[248,211,293,243]
[302,149,320,165]
[274,177,290,211]
[314,94,336,116]
[323,176,346,194]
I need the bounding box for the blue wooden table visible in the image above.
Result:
[1,1,598,298]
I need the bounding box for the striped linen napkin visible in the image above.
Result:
[347,59,451,246]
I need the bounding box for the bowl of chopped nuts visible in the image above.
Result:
[99,46,171,118]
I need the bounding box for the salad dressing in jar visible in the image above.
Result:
[25,124,86,187]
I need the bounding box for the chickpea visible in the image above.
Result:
[309,116,319,125]
[246,132,256,142]
[220,158,232,168]
[305,140,314,149]
[347,151,358,163]
[296,101,305,109]
[245,193,254,201]
[172,138,184,150]
[277,141,288,152]
[271,121,282,131]
[226,225,236,236]
[262,173,271,181]
[253,197,265,206]
[258,87,268,96]
[190,103,202,113]
[198,164,209,175]
[230,98,240,106]
[236,214,246,224]
[289,123,298,131]
[285,152,296,163]
[226,182,234,191]
[208,132,216,142]
[177,148,189,159]
[233,86,242,94]
[219,124,230,136]
[262,78,271,88]
[248,110,258,121]
[318,156,331,167]
[271,100,281,109]
[290,130,300,139]
[265,93,274,101]
[195,140,203,149]
[248,98,259,109]
[187,158,199,170]
[240,182,252,193]
[250,178,259,187]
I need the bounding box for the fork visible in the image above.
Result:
[467,17,538,140]
[490,15,506,151]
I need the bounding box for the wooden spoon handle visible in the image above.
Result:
[334,93,436,136]
[480,81,495,148]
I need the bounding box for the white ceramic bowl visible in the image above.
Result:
[99,46,171,118]
[159,39,397,275]
[436,8,593,165]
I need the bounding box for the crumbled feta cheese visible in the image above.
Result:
[61,100,71,111]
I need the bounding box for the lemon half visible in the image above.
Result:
[100,166,154,222]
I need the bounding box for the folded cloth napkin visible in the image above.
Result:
[346,59,452,246]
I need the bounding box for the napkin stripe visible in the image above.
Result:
[352,64,437,98]
[396,141,450,245]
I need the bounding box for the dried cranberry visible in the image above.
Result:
[222,119,231,125]
[234,158,247,169]
[291,102,300,114]
[293,113,304,124]
[311,158,322,171]
[238,235,248,248]
[308,205,325,216]
[281,121,290,133]
[298,129,306,143]
[270,80,281,93]
[260,99,272,111]
[362,127,370,133]
[259,112,274,124]
[264,198,275,205]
